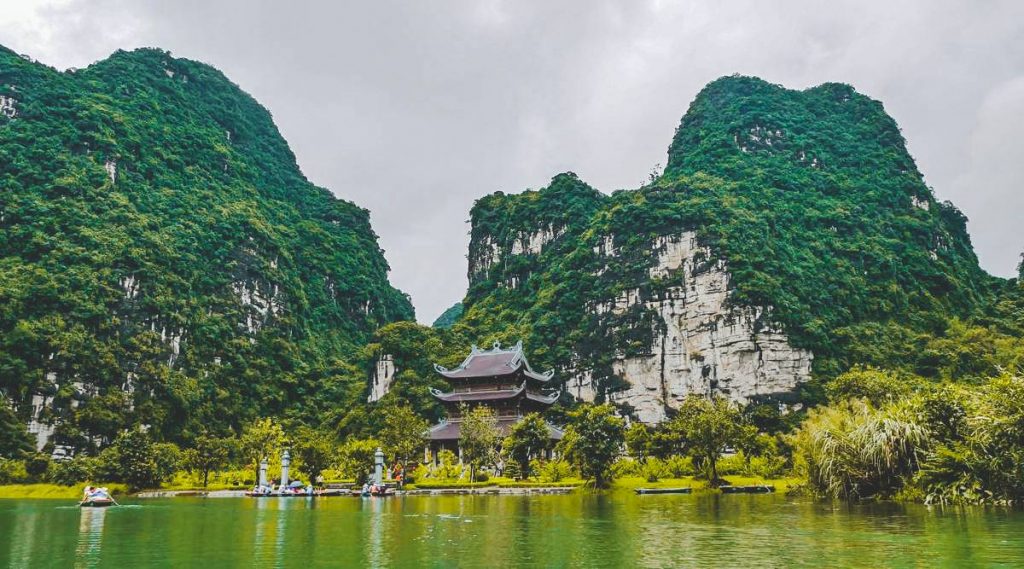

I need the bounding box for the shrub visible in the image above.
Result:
[716,453,745,476]
[0,458,29,484]
[48,457,96,486]
[536,459,573,483]
[24,453,51,480]
[826,367,912,406]
[430,449,463,480]
[664,455,695,477]
[337,438,381,483]
[746,455,788,479]
[794,399,929,499]
[611,458,641,478]
[640,458,671,482]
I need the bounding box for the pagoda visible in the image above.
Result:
[426,341,563,459]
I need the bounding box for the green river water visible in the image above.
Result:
[0,493,1021,568]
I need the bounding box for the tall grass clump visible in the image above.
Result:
[795,399,929,499]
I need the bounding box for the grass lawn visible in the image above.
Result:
[612,475,802,493]
[0,483,129,500]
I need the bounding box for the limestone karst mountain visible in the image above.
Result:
[441,76,1001,422]
[0,46,412,449]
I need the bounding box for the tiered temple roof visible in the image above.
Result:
[433,340,555,385]
[427,341,563,443]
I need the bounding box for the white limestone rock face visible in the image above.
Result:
[0,95,17,119]
[570,232,813,423]
[470,236,502,281]
[233,279,283,335]
[368,354,396,403]
[104,160,117,184]
[510,226,563,255]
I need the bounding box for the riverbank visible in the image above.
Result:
[0,476,799,500]
[611,475,802,494]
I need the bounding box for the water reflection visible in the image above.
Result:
[1,494,1024,567]
[75,507,106,568]
[6,504,39,569]
[364,496,386,567]
[251,496,319,567]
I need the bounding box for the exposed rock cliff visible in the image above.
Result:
[453,76,993,422]
[570,232,811,422]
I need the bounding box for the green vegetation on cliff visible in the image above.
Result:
[0,46,412,451]
[431,303,464,329]
[448,76,1010,405]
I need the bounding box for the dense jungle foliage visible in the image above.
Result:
[0,46,412,452]
[438,75,1017,404]
[431,303,463,329]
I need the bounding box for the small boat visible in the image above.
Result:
[80,497,115,507]
[719,484,775,494]
[635,487,692,495]
[79,486,116,507]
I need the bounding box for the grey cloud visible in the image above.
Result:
[2,0,1021,322]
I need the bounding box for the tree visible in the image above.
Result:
[504,413,550,479]
[0,402,32,459]
[292,427,336,485]
[668,396,744,485]
[459,404,500,482]
[98,429,180,491]
[24,452,51,480]
[826,367,911,406]
[337,438,380,483]
[624,422,653,462]
[558,404,625,487]
[240,418,284,483]
[183,434,233,488]
[378,404,428,485]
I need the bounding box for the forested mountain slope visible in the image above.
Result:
[0,46,412,449]
[431,76,1006,421]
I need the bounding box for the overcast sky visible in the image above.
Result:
[2,1,1022,323]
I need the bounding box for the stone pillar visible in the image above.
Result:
[281,449,291,489]
[259,457,268,487]
[374,447,384,486]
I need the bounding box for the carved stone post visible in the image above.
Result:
[281,449,291,490]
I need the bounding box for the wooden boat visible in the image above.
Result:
[79,497,115,507]
[719,484,775,494]
[635,487,692,495]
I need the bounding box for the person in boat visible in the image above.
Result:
[84,487,110,501]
